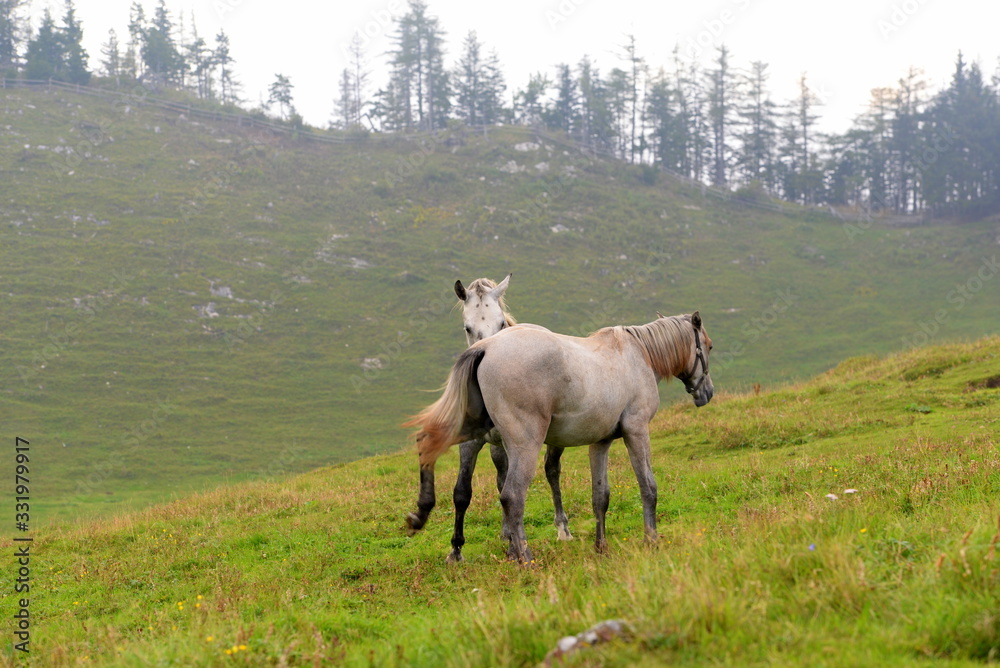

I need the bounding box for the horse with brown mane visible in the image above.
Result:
[406,312,714,563]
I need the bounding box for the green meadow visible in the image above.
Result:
[1,84,996,523]
[14,336,1000,665]
[1,84,998,664]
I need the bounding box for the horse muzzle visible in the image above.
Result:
[690,375,714,407]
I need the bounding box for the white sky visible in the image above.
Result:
[27,0,1000,134]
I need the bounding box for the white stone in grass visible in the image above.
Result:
[825,493,838,501]
[557,636,578,653]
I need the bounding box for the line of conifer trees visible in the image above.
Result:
[3,0,998,217]
[1,0,239,104]
[340,2,1000,218]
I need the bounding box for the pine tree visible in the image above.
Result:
[607,67,630,158]
[645,67,677,168]
[388,1,448,130]
[59,0,89,84]
[347,33,370,126]
[706,45,736,186]
[126,1,145,79]
[99,28,121,80]
[371,78,407,131]
[213,30,238,105]
[576,56,614,155]
[24,9,61,80]
[889,67,927,213]
[736,60,778,190]
[0,0,26,73]
[267,73,294,120]
[142,0,183,84]
[479,48,506,125]
[184,19,211,99]
[548,63,578,134]
[514,72,550,125]
[334,67,354,128]
[675,56,708,181]
[794,73,823,203]
[619,34,645,163]
[453,30,485,125]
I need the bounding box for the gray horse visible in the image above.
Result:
[406,312,714,563]
[446,275,571,563]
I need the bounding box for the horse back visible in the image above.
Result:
[475,327,659,448]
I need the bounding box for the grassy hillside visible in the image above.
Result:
[12,337,1000,665]
[1,84,998,521]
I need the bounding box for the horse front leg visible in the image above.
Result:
[448,437,487,563]
[589,440,612,553]
[544,444,572,540]
[622,427,658,542]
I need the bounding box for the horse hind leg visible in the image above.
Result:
[448,437,487,563]
[406,467,436,535]
[497,437,542,564]
[544,444,572,540]
[488,438,512,541]
[589,439,613,554]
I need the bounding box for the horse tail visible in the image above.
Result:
[404,347,487,469]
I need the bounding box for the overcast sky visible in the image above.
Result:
[28,0,1000,133]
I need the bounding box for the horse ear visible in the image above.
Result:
[691,310,702,330]
[491,273,511,298]
[454,280,467,301]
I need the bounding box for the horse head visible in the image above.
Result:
[455,273,513,346]
[681,311,714,407]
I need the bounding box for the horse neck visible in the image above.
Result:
[622,317,691,379]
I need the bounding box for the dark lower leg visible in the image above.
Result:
[406,467,436,535]
[544,445,571,540]
[449,439,484,563]
[590,441,611,553]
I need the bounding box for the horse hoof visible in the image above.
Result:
[557,526,573,541]
[405,513,425,535]
[446,551,464,564]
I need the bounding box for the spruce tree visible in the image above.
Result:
[736,60,778,190]
[99,28,121,79]
[334,68,351,128]
[707,45,736,186]
[267,73,294,120]
[549,63,578,134]
[126,1,145,79]
[184,19,211,98]
[453,30,484,126]
[0,0,26,74]
[23,9,61,80]
[141,0,183,84]
[388,1,448,130]
[214,30,239,105]
[479,49,506,125]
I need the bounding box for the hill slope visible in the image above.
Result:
[18,337,1000,665]
[1,84,998,520]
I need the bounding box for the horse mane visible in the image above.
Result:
[617,315,693,378]
[462,277,517,326]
